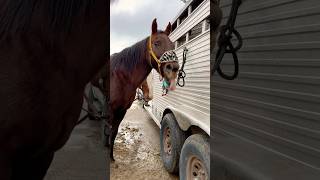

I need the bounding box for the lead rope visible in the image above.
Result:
[177,47,188,87]
[212,0,243,80]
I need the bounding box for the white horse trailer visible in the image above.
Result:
[144,0,210,179]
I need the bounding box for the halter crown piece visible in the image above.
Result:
[148,35,178,74]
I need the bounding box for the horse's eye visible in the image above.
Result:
[154,41,161,47]
[172,68,178,72]
[166,65,172,70]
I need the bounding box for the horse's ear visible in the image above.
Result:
[164,22,172,35]
[152,18,157,34]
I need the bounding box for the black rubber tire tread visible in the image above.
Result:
[179,134,210,180]
[160,113,187,174]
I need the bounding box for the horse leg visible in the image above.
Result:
[141,79,151,101]
[11,152,54,180]
[110,126,119,161]
[110,110,127,161]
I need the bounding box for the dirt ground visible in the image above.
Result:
[110,101,179,180]
[45,113,107,180]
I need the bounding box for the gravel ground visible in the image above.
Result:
[110,101,179,180]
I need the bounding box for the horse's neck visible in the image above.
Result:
[128,60,152,89]
[111,39,154,92]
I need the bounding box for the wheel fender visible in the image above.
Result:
[163,106,191,131]
[163,106,210,136]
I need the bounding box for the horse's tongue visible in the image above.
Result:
[169,79,176,91]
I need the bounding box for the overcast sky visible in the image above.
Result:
[110,0,185,54]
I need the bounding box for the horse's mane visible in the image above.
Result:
[0,0,95,39]
[111,38,148,72]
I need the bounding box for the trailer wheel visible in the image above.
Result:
[160,113,186,174]
[180,134,210,180]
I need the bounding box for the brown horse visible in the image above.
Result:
[139,78,152,102]
[100,18,179,161]
[0,1,107,179]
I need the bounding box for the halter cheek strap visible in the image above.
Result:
[148,35,162,73]
[148,35,179,76]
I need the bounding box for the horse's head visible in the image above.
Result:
[148,18,179,81]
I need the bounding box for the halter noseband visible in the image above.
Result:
[148,35,178,75]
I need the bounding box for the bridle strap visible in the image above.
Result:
[148,35,162,74]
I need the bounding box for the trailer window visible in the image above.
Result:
[205,19,210,31]
[172,22,177,32]
[177,34,186,48]
[180,10,188,24]
[189,21,202,41]
[191,0,203,12]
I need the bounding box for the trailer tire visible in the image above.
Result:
[160,113,186,174]
[180,134,210,180]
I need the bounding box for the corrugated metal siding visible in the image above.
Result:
[170,0,210,41]
[152,0,210,127]
[212,0,320,168]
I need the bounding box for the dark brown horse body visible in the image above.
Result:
[104,19,179,161]
[0,1,107,179]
